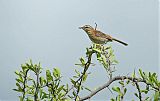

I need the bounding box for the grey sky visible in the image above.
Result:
[0,0,159,100]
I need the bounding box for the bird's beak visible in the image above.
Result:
[79,26,83,29]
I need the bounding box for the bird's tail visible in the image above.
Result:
[113,38,128,46]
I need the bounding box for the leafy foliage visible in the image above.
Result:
[13,60,69,101]
[14,44,160,101]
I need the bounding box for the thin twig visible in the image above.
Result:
[94,23,97,30]
[75,52,93,101]
[22,69,29,100]
[34,69,40,101]
[135,82,142,101]
[79,76,159,101]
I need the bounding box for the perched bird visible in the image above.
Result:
[79,25,128,46]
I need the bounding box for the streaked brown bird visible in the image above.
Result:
[79,25,128,46]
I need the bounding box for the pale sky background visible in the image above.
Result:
[0,0,159,101]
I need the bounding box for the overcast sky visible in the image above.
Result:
[0,0,159,100]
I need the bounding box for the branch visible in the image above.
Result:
[79,76,159,101]
[75,51,94,100]
[135,82,142,101]
[34,71,40,101]
[22,69,29,100]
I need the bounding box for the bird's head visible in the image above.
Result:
[79,25,94,33]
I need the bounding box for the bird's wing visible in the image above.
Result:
[95,30,112,39]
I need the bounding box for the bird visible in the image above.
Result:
[79,24,128,46]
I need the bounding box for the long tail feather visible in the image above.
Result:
[113,38,128,46]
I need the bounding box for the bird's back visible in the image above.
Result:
[87,30,112,44]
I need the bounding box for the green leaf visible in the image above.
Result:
[32,80,36,87]
[80,57,86,65]
[132,82,135,86]
[15,70,19,75]
[110,98,116,101]
[109,53,115,63]
[152,73,156,77]
[16,78,23,83]
[119,81,124,86]
[46,70,53,82]
[82,73,88,82]
[73,76,78,78]
[21,64,28,71]
[126,80,130,84]
[16,83,22,89]
[143,72,148,80]
[117,95,121,101]
[134,93,139,98]
[64,98,71,101]
[66,84,69,90]
[140,89,148,94]
[154,91,160,101]
[149,72,151,78]
[40,89,43,99]
[68,95,74,99]
[72,91,76,96]
[42,92,48,99]
[101,55,107,66]
[19,96,23,101]
[13,89,22,92]
[86,47,93,55]
[70,79,76,86]
[53,68,61,78]
[148,72,153,83]
[113,59,119,64]
[57,85,64,93]
[132,69,136,78]
[152,76,159,87]
[146,85,149,91]
[93,48,101,53]
[144,97,150,101]
[96,52,101,59]
[39,76,45,86]
[124,88,127,95]
[84,87,91,92]
[75,69,80,76]
[26,97,33,101]
[139,69,144,79]
[108,48,113,56]
[112,86,120,93]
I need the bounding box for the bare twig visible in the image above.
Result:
[79,76,159,101]
[94,23,97,30]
